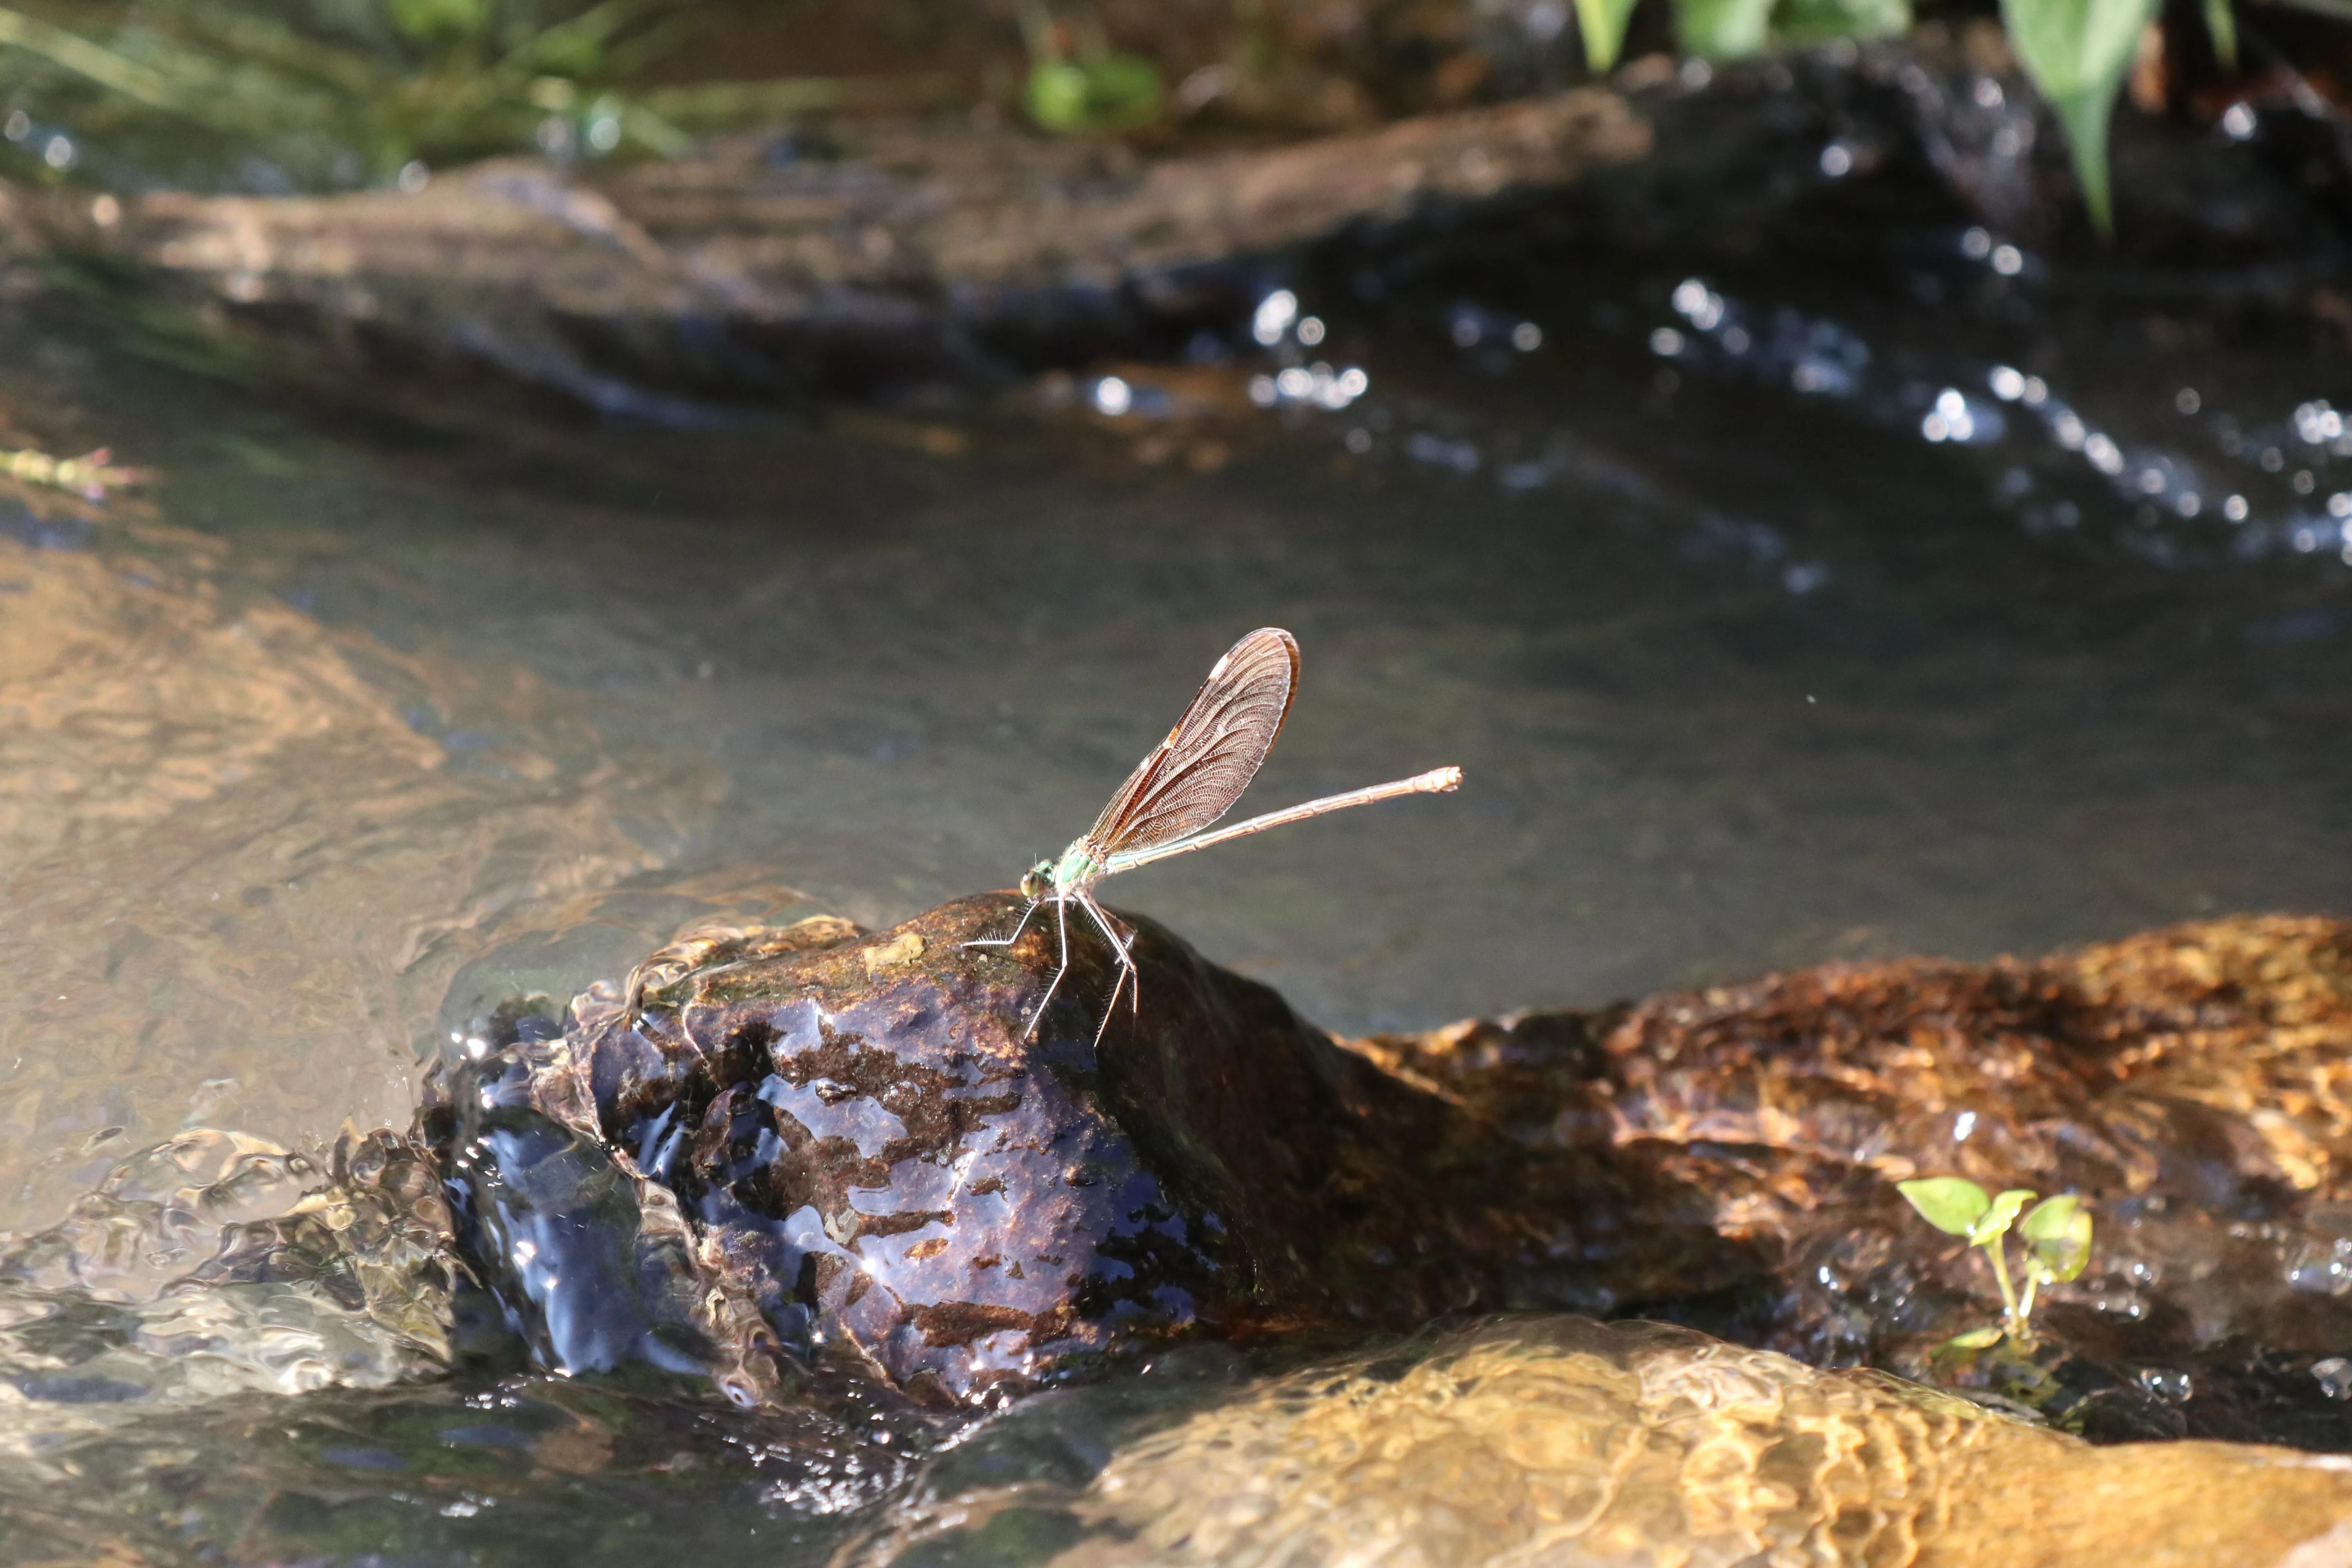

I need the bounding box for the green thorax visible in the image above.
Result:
[1050,840,1103,891]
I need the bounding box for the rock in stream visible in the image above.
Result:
[10,899,2352,1563]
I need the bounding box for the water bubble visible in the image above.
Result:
[2221,102,2258,140]
[2294,470,2317,495]
[2083,433,2124,474]
[1276,367,1313,400]
[1936,388,1967,419]
[2175,387,2201,415]
[2223,494,2249,522]
[2294,401,2344,443]
[1251,290,1298,346]
[535,116,574,157]
[2137,468,2166,495]
[2332,493,2352,518]
[2176,492,2201,517]
[1973,77,2005,109]
[1783,562,1828,594]
[1091,376,1133,416]
[3,110,28,143]
[2260,446,2285,472]
[1295,316,1326,347]
[1670,279,1721,329]
[1818,143,1854,178]
[586,111,623,154]
[2053,413,2086,450]
[1524,0,1570,40]
[1921,413,1950,443]
[1960,226,1993,260]
[1679,57,1712,89]
[42,133,74,171]
[2020,376,2048,407]
[1649,327,1685,357]
[1510,321,1543,352]
[1336,367,1370,399]
[1450,314,1482,348]
[397,160,430,194]
[1720,327,1750,354]
[1990,245,2024,276]
[1989,366,2026,401]
[1344,428,1372,455]
[1247,374,1277,407]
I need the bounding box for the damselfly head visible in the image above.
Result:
[1019,860,1053,900]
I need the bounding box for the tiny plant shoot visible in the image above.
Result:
[1897,1177,2092,1352]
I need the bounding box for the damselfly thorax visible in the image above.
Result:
[969,628,1461,1044]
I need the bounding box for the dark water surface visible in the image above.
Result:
[2,182,2350,1557]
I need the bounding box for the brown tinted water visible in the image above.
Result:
[2,183,2350,1559]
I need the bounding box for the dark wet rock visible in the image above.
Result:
[434,895,1752,1408]
[442,902,2352,1452]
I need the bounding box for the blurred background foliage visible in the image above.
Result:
[0,0,2343,222]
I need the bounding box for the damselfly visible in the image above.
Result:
[968,627,1461,1042]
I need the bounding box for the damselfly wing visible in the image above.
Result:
[1081,627,1299,862]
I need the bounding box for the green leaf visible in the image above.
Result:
[1575,0,1641,71]
[1944,1326,2006,1350]
[1775,0,1912,45]
[386,0,492,46]
[1673,0,1775,58]
[2202,0,2237,74]
[1898,1177,1991,1236]
[1968,1187,2037,1246]
[2021,1193,2094,1281]
[1024,52,1162,134]
[1025,60,1093,132]
[2000,0,2160,235]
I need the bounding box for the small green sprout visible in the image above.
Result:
[1017,0,1163,135]
[1898,1176,2091,1352]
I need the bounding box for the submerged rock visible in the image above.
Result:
[845,1315,2352,1566]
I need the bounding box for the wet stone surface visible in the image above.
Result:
[439,898,2352,1454]
[432,893,1608,1408]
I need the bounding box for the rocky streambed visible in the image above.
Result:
[7,896,2352,1563]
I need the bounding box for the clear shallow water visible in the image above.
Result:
[2,191,2350,1558]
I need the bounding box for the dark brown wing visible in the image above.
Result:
[1084,628,1300,857]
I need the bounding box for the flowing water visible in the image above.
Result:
[2,133,2350,1558]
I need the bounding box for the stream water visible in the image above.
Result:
[2,115,2351,1559]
